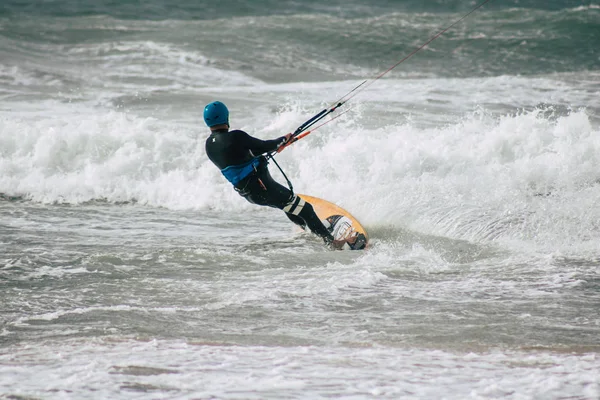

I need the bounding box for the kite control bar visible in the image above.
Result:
[270,102,345,155]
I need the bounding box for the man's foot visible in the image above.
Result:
[329,233,359,250]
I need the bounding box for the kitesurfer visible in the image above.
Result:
[203,101,354,249]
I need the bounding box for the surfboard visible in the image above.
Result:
[298,194,369,250]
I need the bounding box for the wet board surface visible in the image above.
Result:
[298,194,369,250]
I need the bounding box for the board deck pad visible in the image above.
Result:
[298,194,369,250]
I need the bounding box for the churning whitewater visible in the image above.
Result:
[1,0,599,399]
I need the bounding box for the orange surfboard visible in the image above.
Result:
[298,194,369,250]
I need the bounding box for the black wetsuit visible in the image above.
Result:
[205,129,334,243]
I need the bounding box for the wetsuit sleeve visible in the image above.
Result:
[236,130,286,155]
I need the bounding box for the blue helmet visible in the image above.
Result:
[203,101,229,127]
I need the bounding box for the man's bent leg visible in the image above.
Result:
[248,166,334,244]
[283,196,333,243]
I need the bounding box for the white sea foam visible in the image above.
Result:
[0,338,598,400]
[0,64,65,88]
[1,70,599,254]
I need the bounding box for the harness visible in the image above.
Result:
[220,157,261,186]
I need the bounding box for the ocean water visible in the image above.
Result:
[1,0,600,398]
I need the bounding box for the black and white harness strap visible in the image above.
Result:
[283,195,305,216]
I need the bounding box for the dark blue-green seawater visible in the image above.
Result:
[1,0,597,18]
[1,0,598,80]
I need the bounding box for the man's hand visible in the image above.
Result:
[278,133,293,149]
[275,133,294,154]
